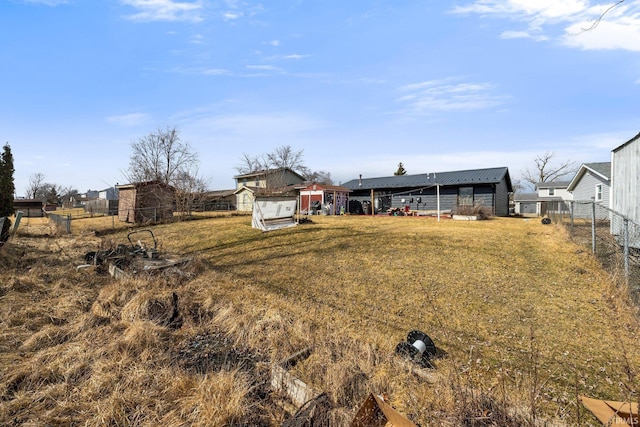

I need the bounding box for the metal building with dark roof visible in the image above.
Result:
[342,167,513,216]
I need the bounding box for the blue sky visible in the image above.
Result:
[2,0,639,196]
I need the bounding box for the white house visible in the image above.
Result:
[535,181,573,201]
[514,181,571,216]
[233,168,306,212]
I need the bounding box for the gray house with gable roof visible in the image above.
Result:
[342,167,513,216]
[566,162,611,219]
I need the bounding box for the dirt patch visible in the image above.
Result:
[175,330,264,374]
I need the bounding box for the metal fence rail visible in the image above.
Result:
[45,202,240,234]
[47,213,72,234]
[546,200,640,298]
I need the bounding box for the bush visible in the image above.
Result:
[452,204,493,220]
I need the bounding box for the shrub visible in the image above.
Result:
[452,203,493,220]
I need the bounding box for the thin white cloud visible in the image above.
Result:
[501,30,549,41]
[107,113,151,127]
[396,79,508,114]
[452,0,640,52]
[168,66,230,76]
[120,0,203,23]
[221,1,264,21]
[451,0,588,20]
[202,68,229,75]
[246,64,280,71]
[20,0,68,5]
[223,11,243,20]
[283,54,309,60]
[191,112,326,138]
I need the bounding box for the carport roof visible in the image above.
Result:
[342,167,512,191]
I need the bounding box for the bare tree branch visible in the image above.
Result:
[266,145,305,171]
[521,151,577,187]
[124,126,198,187]
[235,153,267,175]
[173,165,210,219]
[581,0,625,32]
[26,172,45,199]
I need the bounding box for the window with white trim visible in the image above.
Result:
[595,183,603,202]
[548,188,555,196]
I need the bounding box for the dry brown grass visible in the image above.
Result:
[1,214,639,425]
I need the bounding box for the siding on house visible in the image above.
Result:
[234,187,255,212]
[535,181,573,200]
[494,178,510,216]
[343,167,512,216]
[234,168,306,212]
[568,162,611,220]
[98,187,119,201]
[234,168,306,190]
[611,133,640,225]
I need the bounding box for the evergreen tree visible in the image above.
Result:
[0,143,15,217]
[394,162,407,176]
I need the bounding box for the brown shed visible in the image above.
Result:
[13,199,44,217]
[115,181,175,223]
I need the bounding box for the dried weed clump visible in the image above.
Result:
[1,215,640,425]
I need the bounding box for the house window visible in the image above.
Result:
[548,188,555,196]
[595,184,603,202]
[458,187,473,206]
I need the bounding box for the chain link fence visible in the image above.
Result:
[45,202,239,235]
[545,200,640,298]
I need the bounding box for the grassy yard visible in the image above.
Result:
[1,214,639,425]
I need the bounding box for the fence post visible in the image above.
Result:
[624,218,630,280]
[570,201,574,235]
[591,201,596,254]
[66,214,71,234]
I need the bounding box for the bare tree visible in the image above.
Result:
[236,145,308,175]
[236,145,334,184]
[305,170,333,185]
[521,151,577,187]
[26,172,45,199]
[174,166,210,219]
[266,145,305,171]
[125,126,198,186]
[511,177,525,194]
[235,153,267,175]
[124,126,208,220]
[37,183,61,205]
